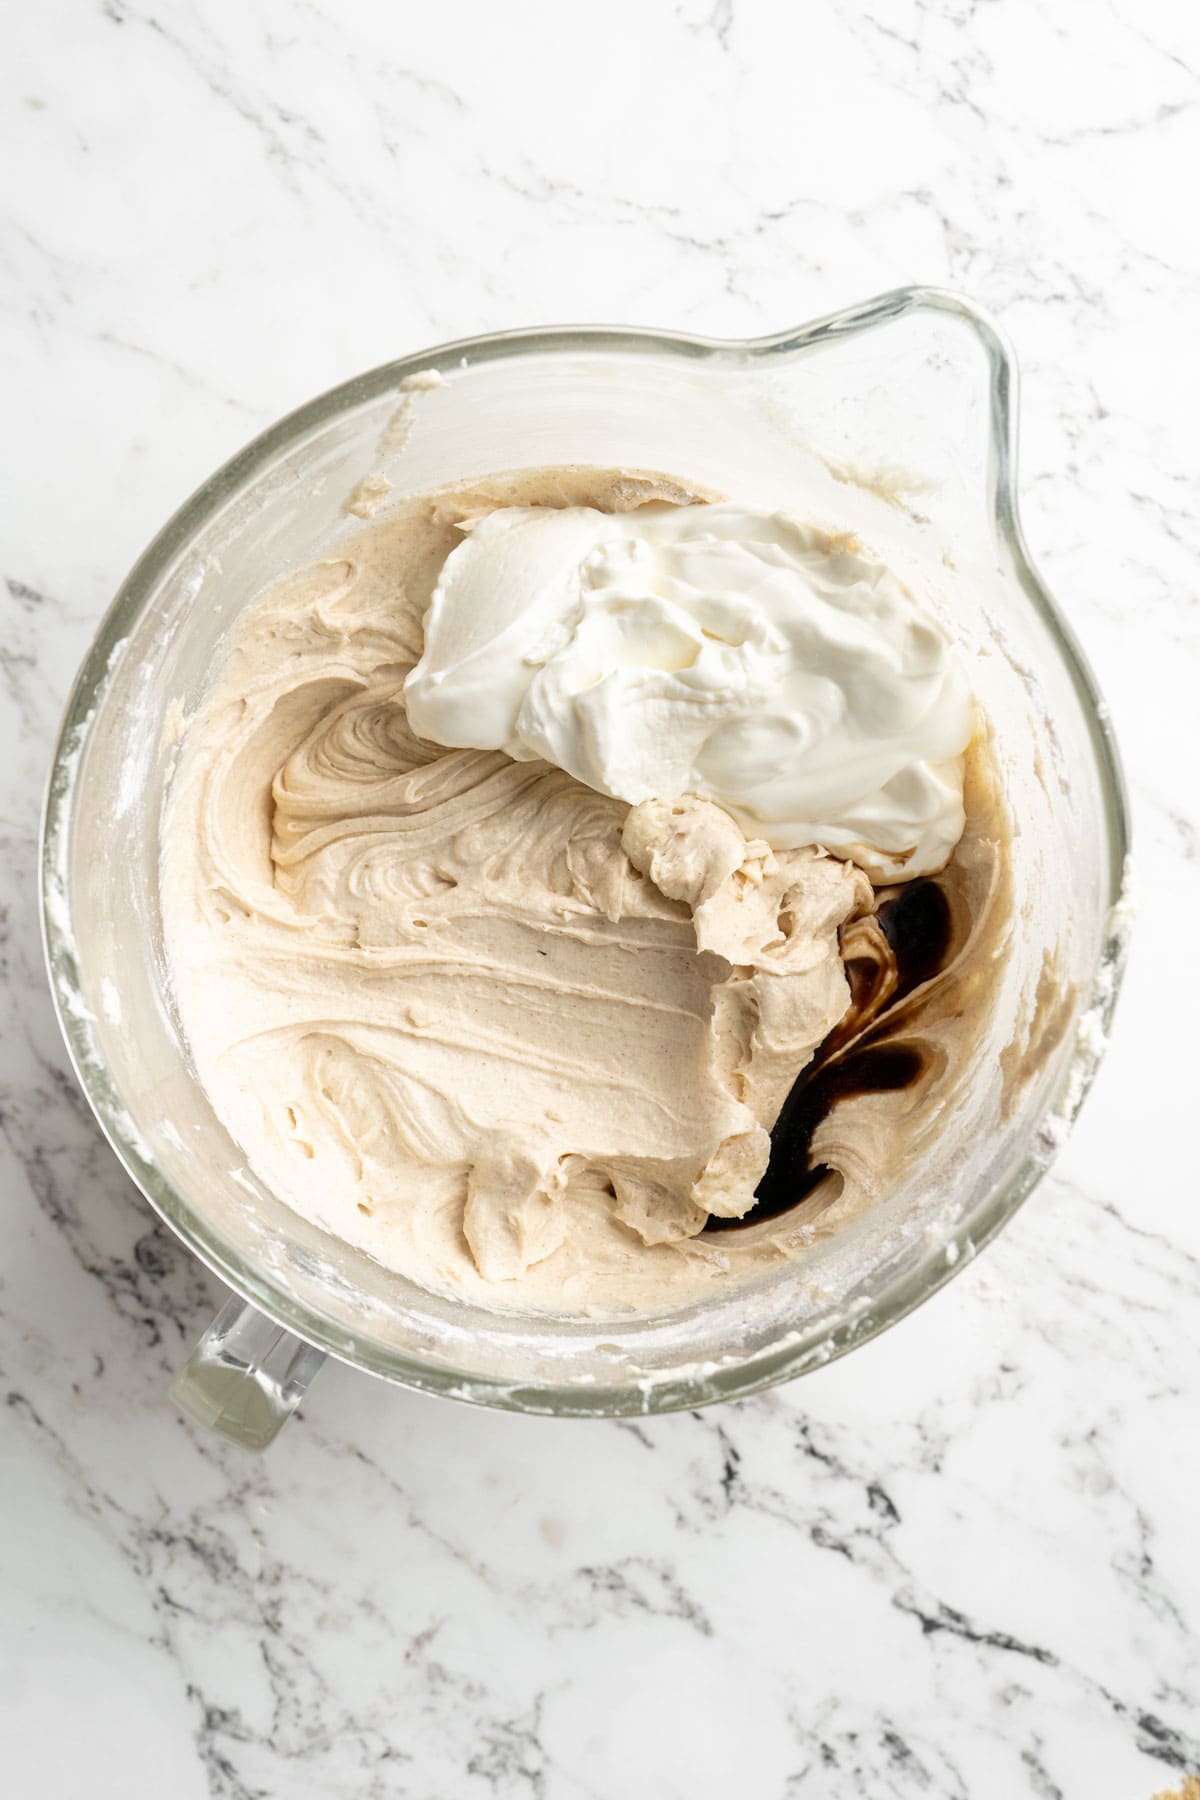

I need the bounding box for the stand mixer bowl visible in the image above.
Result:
[41,288,1130,1448]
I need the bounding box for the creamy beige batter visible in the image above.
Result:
[162,468,1011,1315]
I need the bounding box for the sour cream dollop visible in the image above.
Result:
[404,503,974,881]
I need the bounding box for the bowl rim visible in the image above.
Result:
[40,284,1132,1416]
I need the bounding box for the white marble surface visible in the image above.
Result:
[3,2,1198,1795]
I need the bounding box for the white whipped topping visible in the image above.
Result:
[404,502,974,880]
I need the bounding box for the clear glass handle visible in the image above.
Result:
[171,1292,326,1450]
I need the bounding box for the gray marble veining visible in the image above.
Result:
[2,1,1198,1795]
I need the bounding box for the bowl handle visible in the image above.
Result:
[170,1292,326,1451]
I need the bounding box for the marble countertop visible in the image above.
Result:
[3,2,1198,1795]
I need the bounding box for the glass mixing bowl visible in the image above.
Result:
[41,287,1130,1449]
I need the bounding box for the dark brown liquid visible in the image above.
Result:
[874,875,953,995]
[705,878,953,1233]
